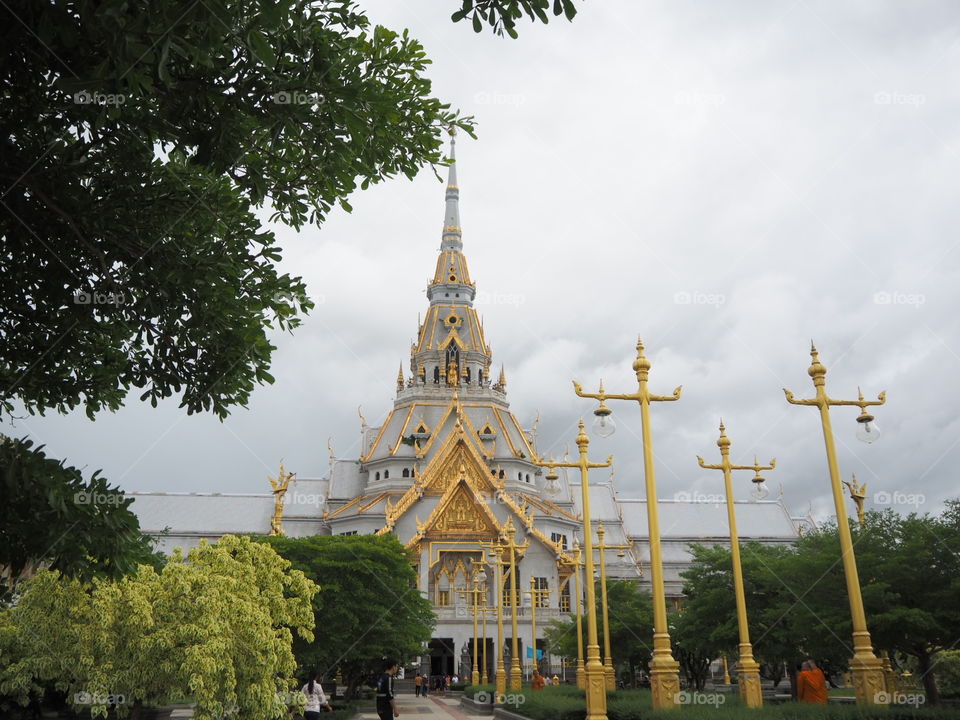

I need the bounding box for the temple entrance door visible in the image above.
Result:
[429,637,455,677]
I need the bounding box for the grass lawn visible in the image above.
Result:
[462,684,946,720]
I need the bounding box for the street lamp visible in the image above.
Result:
[696,421,775,709]
[574,338,682,710]
[544,464,562,498]
[592,385,616,438]
[572,540,586,689]
[784,344,887,704]
[527,578,549,677]
[855,392,881,444]
[481,541,508,696]
[594,521,632,690]
[503,517,528,691]
[534,421,612,720]
[460,575,484,686]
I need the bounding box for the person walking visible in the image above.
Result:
[301,670,332,718]
[376,658,400,719]
[797,659,828,705]
[414,673,422,697]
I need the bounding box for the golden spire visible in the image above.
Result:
[268,461,296,536]
[397,363,405,391]
[498,365,507,389]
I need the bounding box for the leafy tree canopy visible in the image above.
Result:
[544,580,653,679]
[0,436,161,598]
[677,506,960,702]
[258,533,435,698]
[452,0,578,38]
[0,535,317,719]
[0,0,475,422]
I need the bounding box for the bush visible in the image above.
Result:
[936,650,960,698]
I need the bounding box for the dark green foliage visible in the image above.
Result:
[677,505,960,704]
[0,437,161,598]
[452,0,578,38]
[257,533,435,699]
[0,0,473,422]
[544,580,654,677]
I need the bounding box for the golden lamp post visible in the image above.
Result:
[459,574,485,686]
[482,603,489,684]
[696,421,776,709]
[535,421,612,720]
[527,579,550,677]
[784,344,887,704]
[595,521,632,691]
[574,338,682,710]
[571,541,586,689]
[482,541,509,696]
[503,517,529,691]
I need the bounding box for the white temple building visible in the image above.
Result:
[130,134,812,678]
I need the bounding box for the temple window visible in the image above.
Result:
[402,468,410,478]
[375,471,380,481]
[532,577,549,608]
[383,469,389,479]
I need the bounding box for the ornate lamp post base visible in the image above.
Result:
[880,651,897,694]
[576,662,585,689]
[851,647,886,705]
[496,661,507,695]
[604,662,615,690]
[649,650,681,710]
[737,652,763,709]
[510,664,522,692]
[472,669,480,685]
[584,657,608,720]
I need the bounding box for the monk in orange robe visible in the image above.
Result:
[797,659,828,704]
[532,670,545,691]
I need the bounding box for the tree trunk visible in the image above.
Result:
[916,650,940,705]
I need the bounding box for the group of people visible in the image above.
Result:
[530,670,562,690]
[413,672,458,696]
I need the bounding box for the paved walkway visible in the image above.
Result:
[168,691,472,719]
[357,692,473,720]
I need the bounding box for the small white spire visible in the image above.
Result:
[441,128,462,250]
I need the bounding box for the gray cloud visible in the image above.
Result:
[4,0,959,523]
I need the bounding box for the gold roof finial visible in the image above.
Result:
[397,363,405,391]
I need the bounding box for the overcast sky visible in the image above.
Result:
[5,0,959,523]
